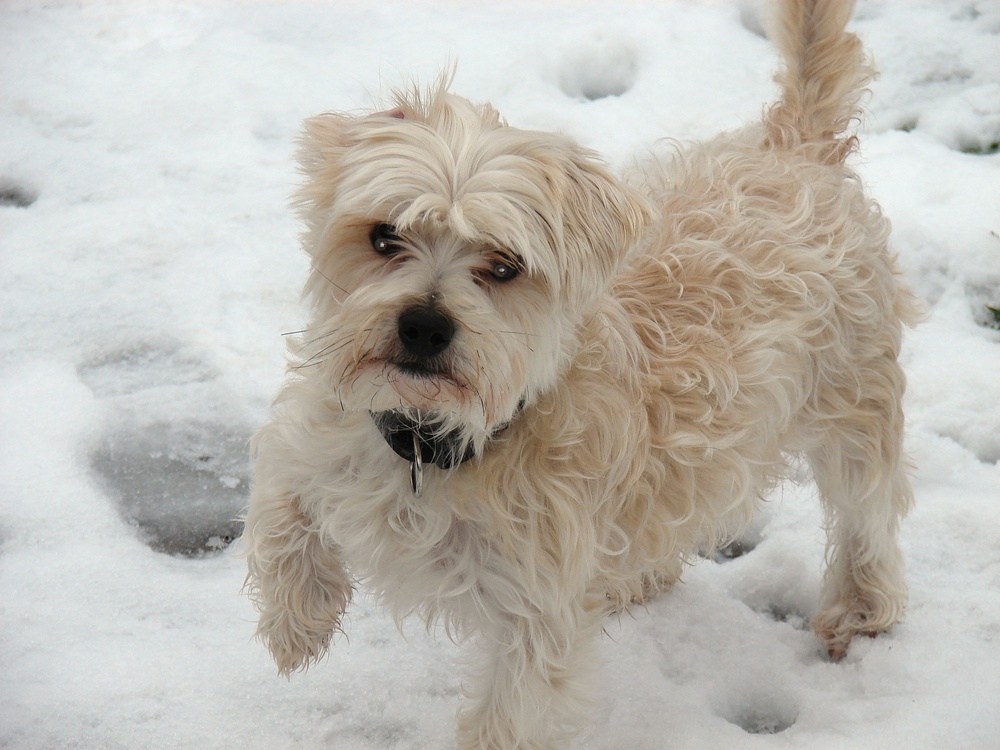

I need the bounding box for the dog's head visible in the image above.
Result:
[291,78,649,463]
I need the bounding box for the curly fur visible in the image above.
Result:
[242,1,919,747]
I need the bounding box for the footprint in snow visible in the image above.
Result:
[79,336,252,556]
[557,35,638,101]
[708,515,816,631]
[0,181,38,208]
[717,690,799,735]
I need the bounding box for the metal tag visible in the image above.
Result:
[409,432,424,498]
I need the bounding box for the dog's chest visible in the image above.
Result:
[328,469,492,575]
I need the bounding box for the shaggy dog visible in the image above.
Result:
[243,0,918,746]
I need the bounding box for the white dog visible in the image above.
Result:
[243,0,918,746]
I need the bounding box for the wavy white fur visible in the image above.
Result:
[243,1,920,747]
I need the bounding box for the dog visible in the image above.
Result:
[243,0,919,746]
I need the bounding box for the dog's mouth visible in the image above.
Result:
[376,359,469,408]
[393,360,441,380]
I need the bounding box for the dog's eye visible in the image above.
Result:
[490,259,521,283]
[370,223,402,256]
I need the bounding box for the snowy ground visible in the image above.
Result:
[2,1,999,748]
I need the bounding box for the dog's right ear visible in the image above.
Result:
[549,148,653,310]
[294,112,356,223]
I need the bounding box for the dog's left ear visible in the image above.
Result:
[551,149,652,309]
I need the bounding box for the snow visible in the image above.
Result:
[1,0,998,748]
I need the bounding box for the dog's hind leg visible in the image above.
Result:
[807,358,913,661]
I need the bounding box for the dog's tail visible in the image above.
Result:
[765,0,873,164]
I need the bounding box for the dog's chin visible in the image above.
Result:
[342,360,521,433]
[342,361,461,409]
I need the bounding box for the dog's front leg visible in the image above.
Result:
[456,598,602,750]
[243,487,352,675]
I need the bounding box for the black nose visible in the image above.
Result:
[397,306,455,359]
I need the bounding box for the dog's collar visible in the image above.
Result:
[371,410,476,471]
[371,402,523,497]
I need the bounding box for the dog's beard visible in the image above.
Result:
[341,352,498,443]
[355,359,478,416]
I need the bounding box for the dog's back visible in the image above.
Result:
[613,0,919,660]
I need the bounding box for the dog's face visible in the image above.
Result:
[292,83,648,459]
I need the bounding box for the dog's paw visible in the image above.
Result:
[257,607,335,675]
[633,568,681,605]
[814,551,907,661]
[257,603,343,677]
[812,600,898,662]
[245,569,350,675]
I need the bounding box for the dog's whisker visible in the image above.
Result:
[296,326,380,374]
[294,334,357,370]
[299,326,349,347]
[304,331,353,354]
[290,360,325,371]
[492,330,540,338]
[309,262,350,299]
